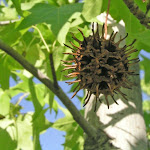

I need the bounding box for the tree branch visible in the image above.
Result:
[123,0,150,29]
[0,39,97,139]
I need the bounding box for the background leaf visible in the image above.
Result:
[53,107,84,150]
[0,89,10,116]
[11,0,23,16]
[140,55,150,84]
[82,0,103,21]
[18,3,83,44]
[0,127,17,150]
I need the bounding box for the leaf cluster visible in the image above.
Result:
[0,0,150,149]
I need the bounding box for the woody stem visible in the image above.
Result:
[104,0,111,39]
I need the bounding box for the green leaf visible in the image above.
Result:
[0,23,21,45]
[16,113,33,150]
[54,45,69,73]
[52,109,84,150]
[103,0,149,53]
[134,0,147,12]
[11,0,23,16]
[70,12,84,28]
[0,55,10,90]
[8,71,31,96]
[0,5,4,13]
[20,30,40,50]
[27,82,49,107]
[82,0,103,21]
[28,78,42,112]
[108,0,141,32]
[141,79,150,96]
[0,113,33,150]
[0,127,17,150]
[0,89,10,116]
[0,5,18,21]
[132,30,150,53]
[42,45,67,81]
[48,90,55,113]
[0,114,5,120]
[25,44,40,64]
[140,55,150,84]
[55,0,69,6]
[143,100,150,111]
[51,99,59,115]
[47,0,59,6]
[0,118,14,128]
[18,3,83,44]
[10,103,22,117]
[33,108,52,133]
[144,111,150,138]
[143,100,150,141]
[32,108,52,150]
[36,23,56,43]
[21,0,46,11]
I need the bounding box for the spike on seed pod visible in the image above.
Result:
[63,22,139,111]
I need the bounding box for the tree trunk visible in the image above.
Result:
[84,64,147,150]
[84,17,148,150]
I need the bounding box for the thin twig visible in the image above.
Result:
[15,93,29,106]
[104,0,111,39]
[0,39,97,139]
[49,53,59,89]
[49,41,58,89]
[33,26,58,88]
[123,0,150,29]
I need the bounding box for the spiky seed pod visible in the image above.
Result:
[63,23,139,111]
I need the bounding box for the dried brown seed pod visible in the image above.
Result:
[63,23,139,111]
